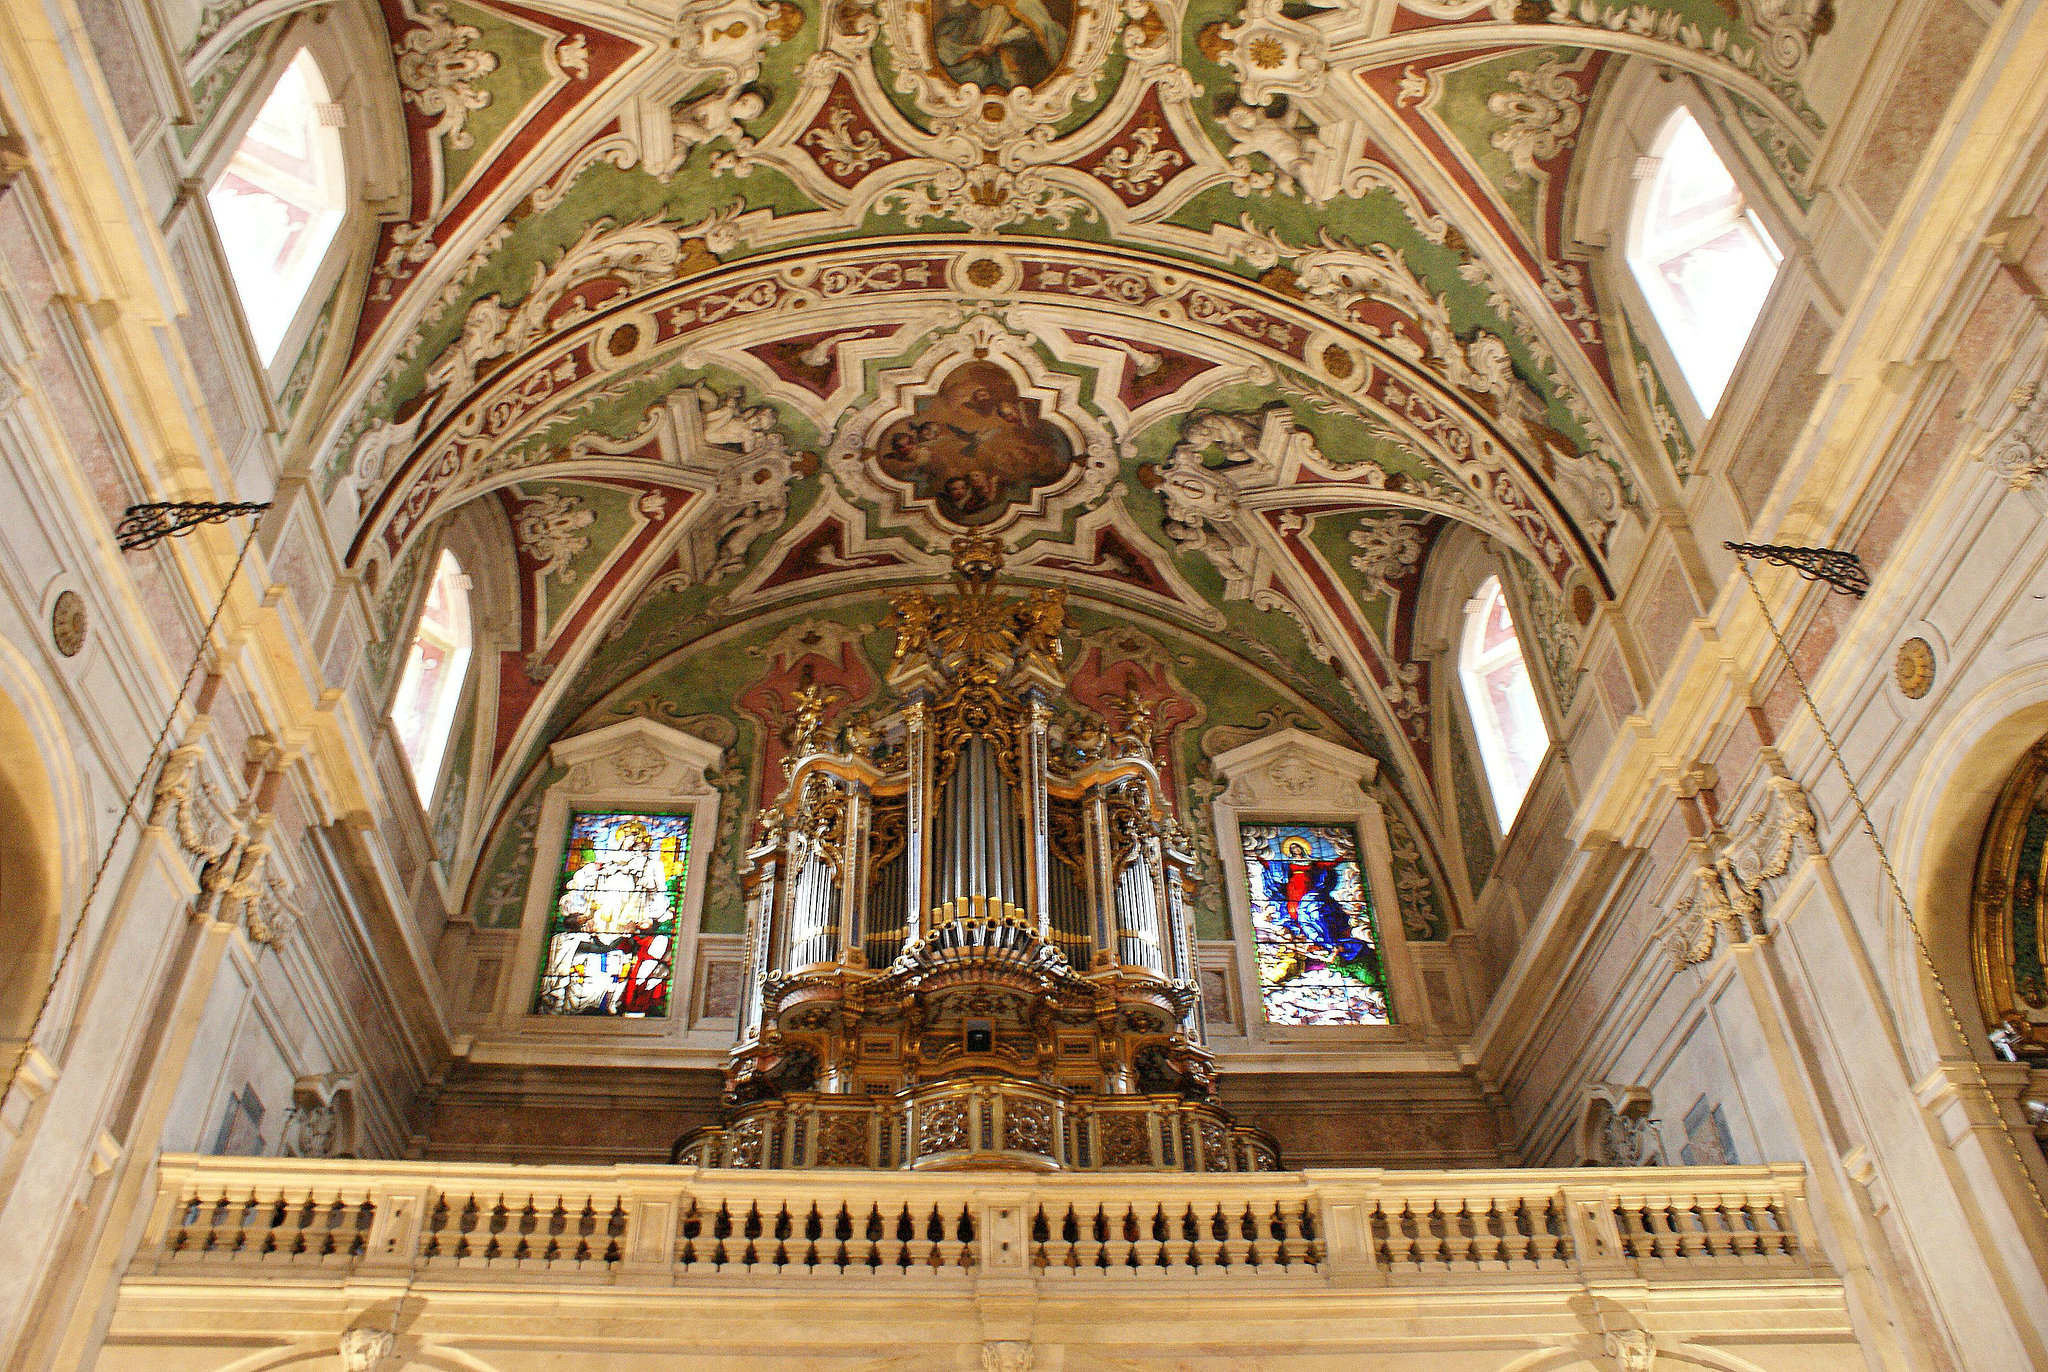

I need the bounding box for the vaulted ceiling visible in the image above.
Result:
[299,0,1835,918]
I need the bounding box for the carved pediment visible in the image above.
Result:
[1208,728,1377,811]
[550,717,727,798]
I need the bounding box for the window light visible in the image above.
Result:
[1458,576,1548,828]
[390,551,473,805]
[207,49,346,365]
[1627,109,1781,416]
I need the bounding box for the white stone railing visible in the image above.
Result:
[134,1156,1823,1289]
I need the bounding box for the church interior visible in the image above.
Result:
[0,0,2046,1365]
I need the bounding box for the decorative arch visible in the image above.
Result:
[0,674,68,1044]
[1892,661,2048,1076]
[341,239,1622,597]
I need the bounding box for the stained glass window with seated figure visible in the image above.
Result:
[1240,821,1389,1025]
[534,811,691,1017]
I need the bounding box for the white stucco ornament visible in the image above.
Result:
[339,1327,396,1372]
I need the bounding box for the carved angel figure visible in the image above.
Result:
[1013,587,1067,667]
[672,84,766,161]
[1142,447,1262,595]
[786,682,847,757]
[885,590,939,665]
[1220,102,1331,202]
[1113,688,1157,756]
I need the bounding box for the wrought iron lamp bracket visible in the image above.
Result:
[117,500,272,552]
[1725,542,1869,598]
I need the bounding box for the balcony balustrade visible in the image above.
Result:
[136,1155,1820,1287]
[98,1156,1862,1371]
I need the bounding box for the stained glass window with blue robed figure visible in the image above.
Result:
[534,811,691,1017]
[1240,821,1389,1025]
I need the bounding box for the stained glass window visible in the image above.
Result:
[534,811,692,1017]
[1240,821,1388,1025]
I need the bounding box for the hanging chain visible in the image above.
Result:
[1,519,264,1114]
[1732,554,2048,1224]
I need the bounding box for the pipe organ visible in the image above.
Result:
[677,538,1277,1171]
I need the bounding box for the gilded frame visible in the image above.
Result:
[1971,739,2048,1031]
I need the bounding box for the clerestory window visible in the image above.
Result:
[390,551,472,805]
[1459,576,1548,829]
[206,48,346,366]
[1627,108,1781,417]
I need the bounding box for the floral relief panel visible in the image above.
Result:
[1240,821,1388,1026]
[534,810,691,1017]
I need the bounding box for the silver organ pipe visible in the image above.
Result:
[930,735,1025,918]
[866,848,907,965]
[1114,843,1165,974]
[1046,801,1091,965]
[787,838,840,969]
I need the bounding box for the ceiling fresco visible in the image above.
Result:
[281,0,1835,930]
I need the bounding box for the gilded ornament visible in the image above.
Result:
[1894,637,1935,699]
[50,589,85,657]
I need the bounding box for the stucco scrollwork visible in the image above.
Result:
[514,489,595,584]
[1210,0,1326,109]
[394,2,499,151]
[338,1327,396,1372]
[424,216,703,405]
[1346,516,1425,601]
[1743,0,1835,78]
[1486,57,1584,189]
[1656,776,1817,968]
[1986,382,2048,492]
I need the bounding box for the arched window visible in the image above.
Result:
[1627,108,1781,416]
[1459,576,1548,828]
[206,48,346,366]
[391,551,472,804]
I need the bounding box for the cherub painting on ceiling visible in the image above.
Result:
[869,360,1078,525]
[931,0,1071,91]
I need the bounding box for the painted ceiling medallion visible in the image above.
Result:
[828,316,1121,539]
[880,0,1126,138]
[868,360,1079,526]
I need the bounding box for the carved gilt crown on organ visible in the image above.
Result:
[678,538,1279,1173]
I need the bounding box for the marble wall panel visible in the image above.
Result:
[1847,0,1989,228]
[1727,306,1834,525]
